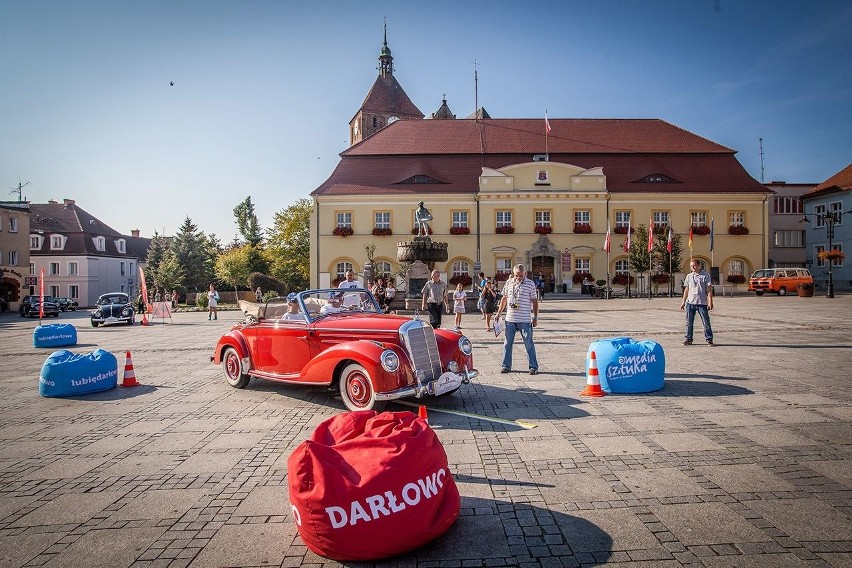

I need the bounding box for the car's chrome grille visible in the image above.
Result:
[400,320,442,384]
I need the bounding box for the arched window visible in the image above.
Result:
[335,262,353,281]
[615,259,629,274]
[375,261,392,278]
[451,260,470,276]
[728,259,745,276]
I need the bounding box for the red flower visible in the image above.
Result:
[372,227,393,236]
[333,226,354,237]
[495,225,515,234]
[534,225,553,234]
[573,223,592,234]
[450,226,471,235]
[728,225,749,235]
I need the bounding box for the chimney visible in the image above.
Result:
[48,199,58,204]
[63,199,75,206]
[131,229,140,238]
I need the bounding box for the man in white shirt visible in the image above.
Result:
[338,270,360,289]
[281,292,305,321]
[320,291,347,315]
[494,264,540,374]
[680,259,715,346]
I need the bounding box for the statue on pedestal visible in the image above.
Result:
[415,201,432,237]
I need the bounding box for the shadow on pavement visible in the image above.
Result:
[402,496,612,565]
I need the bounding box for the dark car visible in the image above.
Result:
[56,297,79,311]
[19,295,61,318]
[90,293,135,327]
[212,288,477,411]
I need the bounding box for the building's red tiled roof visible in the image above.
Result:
[29,201,141,257]
[352,75,423,121]
[805,163,852,196]
[343,118,732,156]
[314,118,767,197]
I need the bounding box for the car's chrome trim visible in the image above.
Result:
[248,369,328,385]
[374,385,419,401]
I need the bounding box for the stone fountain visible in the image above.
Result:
[397,201,448,310]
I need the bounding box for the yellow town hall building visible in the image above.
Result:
[310,34,769,292]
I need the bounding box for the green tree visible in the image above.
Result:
[244,244,270,277]
[153,248,185,293]
[265,198,312,291]
[172,217,213,292]
[144,232,166,291]
[215,246,254,297]
[628,224,652,274]
[233,196,263,247]
[654,230,686,275]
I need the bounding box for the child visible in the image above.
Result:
[452,283,467,330]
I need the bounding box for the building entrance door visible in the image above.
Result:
[531,256,554,292]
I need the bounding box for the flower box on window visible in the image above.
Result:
[613,226,635,234]
[728,225,749,235]
[534,225,553,235]
[333,226,354,237]
[572,272,592,284]
[411,226,433,235]
[372,227,393,236]
[450,226,470,235]
[612,273,635,285]
[726,274,747,284]
[449,274,473,286]
[691,225,711,235]
[817,249,845,263]
[495,225,515,234]
[573,223,592,234]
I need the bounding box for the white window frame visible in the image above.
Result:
[451,260,470,276]
[496,258,512,275]
[120,261,126,276]
[374,211,390,230]
[95,236,106,251]
[575,258,590,272]
[574,210,591,226]
[49,285,60,297]
[614,211,631,229]
[374,260,392,277]
[8,217,17,233]
[8,251,17,266]
[51,235,64,250]
[452,211,469,228]
[814,204,826,228]
[652,211,669,229]
[729,211,745,226]
[535,211,551,227]
[68,261,79,275]
[830,201,843,225]
[69,285,79,299]
[49,262,60,275]
[615,259,629,274]
[690,211,708,227]
[496,211,512,228]
[335,261,353,280]
[336,212,352,229]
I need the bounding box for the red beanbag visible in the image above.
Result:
[288,410,460,561]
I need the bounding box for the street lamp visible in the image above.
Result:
[800,208,852,298]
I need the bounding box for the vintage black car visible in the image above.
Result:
[56,297,79,311]
[19,295,61,318]
[91,293,135,327]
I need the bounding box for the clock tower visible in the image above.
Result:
[349,23,424,146]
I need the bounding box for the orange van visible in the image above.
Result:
[748,268,813,296]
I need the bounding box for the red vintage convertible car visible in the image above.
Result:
[211,288,477,410]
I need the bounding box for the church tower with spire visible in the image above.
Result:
[349,23,424,146]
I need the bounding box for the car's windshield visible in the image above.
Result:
[300,289,382,322]
[98,295,128,305]
[751,270,771,278]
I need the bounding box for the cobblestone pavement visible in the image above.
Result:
[0,295,850,568]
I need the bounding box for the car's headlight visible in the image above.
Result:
[380,349,400,372]
[122,307,132,316]
[458,336,473,356]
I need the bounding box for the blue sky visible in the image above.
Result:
[2,0,850,242]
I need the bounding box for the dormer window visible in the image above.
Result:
[636,173,677,183]
[30,235,43,249]
[398,175,445,184]
[95,236,105,251]
[50,235,66,250]
[115,239,126,254]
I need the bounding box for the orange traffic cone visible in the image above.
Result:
[580,351,606,397]
[417,404,429,424]
[140,310,149,326]
[120,351,140,387]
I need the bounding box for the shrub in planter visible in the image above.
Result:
[573,272,592,284]
[449,274,473,286]
[726,274,747,284]
[333,226,354,237]
[728,225,750,235]
[596,279,606,287]
[372,227,393,236]
[692,225,711,235]
[495,225,515,234]
[449,226,471,235]
[534,225,553,234]
[573,223,592,234]
[797,282,815,297]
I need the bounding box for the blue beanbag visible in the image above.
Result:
[33,323,78,348]
[587,337,665,393]
[39,349,118,397]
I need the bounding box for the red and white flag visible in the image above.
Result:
[545,112,552,134]
[666,226,673,253]
[603,224,611,253]
[647,217,654,253]
[623,218,631,252]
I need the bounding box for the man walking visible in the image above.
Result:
[680,259,715,346]
[494,264,540,374]
[421,270,449,328]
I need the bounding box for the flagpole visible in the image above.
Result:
[545,109,549,160]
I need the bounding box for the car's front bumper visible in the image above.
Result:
[91,315,133,325]
[375,368,478,401]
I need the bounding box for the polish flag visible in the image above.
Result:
[545,112,552,134]
[688,226,694,251]
[623,219,631,252]
[647,217,654,253]
[39,267,45,319]
[603,224,611,253]
[666,226,673,253]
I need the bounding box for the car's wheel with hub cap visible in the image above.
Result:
[339,362,385,411]
[778,287,787,296]
[223,346,250,388]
